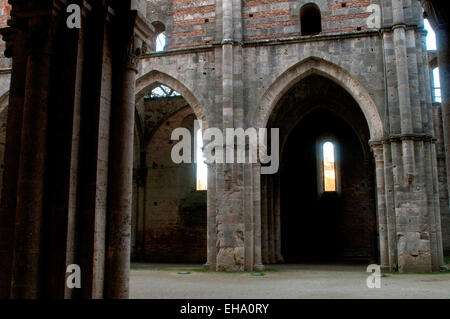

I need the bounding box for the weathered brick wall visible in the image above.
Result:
[147,0,216,50]
[243,0,377,41]
[145,0,381,50]
[139,101,207,263]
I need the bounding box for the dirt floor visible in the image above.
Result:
[130,263,450,299]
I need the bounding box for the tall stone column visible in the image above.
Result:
[261,175,269,264]
[205,163,217,270]
[0,25,27,299]
[389,0,438,272]
[383,142,398,271]
[243,163,254,271]
[105,19,142,298]
[371,143,389,270]
[436,28,450,205]
[268,176,276,264]
[215,0,248,271]
[252,163,264,271]
[10,16,54,298]
[274,174,283,263]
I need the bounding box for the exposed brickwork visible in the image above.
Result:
[147,0,216,50]
[144,0,378,51]
[243,0,375,41]
[134,100,207,263]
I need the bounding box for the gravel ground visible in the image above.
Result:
[130,263,450,299]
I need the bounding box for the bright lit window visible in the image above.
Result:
[196,129,208,191]
[156,32,166,52]
[323,142,336,192]
[424,19,437,51]
[433,67,442,103]
[147,84,181,99]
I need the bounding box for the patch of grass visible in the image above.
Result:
[189,268,208,273]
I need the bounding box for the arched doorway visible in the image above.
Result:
[261,74,379,265]
[132,76,208,264]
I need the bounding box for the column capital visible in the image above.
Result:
[124,35,141,73]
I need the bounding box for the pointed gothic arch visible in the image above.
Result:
[254,57,384,141]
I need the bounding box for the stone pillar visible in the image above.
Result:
[105,17,142,298]
[371,143,389,270]
[243,163,254,271]
[205,163,217,270]
[135,165,147,260]
[215,0,248,271]
[436,28,450,205]
[261,175,269,264]
[10,16,54,298]
[253,163,264,271]
[268,175,277,264]
[76,5,111,299]
[274,174,283,263]
[383,142,398,271]
[0,26,27,299]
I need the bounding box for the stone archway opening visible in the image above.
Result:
[262,74,379,266]
[131,81,208,265]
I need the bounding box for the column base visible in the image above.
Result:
[203,263,214,271]
[380,265,393,272]
[253,264,265,271]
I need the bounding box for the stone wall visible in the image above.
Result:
[138,0,448,272]
[132,95,207,263]
[143,105,206,262]
[0,0,447,276]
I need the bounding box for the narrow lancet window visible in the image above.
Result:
[196,128,208,191]
[156,32,166,52]
[323,142,336,192]
[433,67,442,103]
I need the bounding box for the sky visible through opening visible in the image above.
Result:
[196,129,208,191]
[323,142,336,192]
[425,19,442,103]
[156,32,166,52]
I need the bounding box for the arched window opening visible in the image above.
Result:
[151,21,166,52]
[156,32,166,52]
[317,137,340,195]
[300,3,322,36]
[433,67,442,103]
[323,142,336,192]
[196,128,208,191]
[424,19,437,51]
